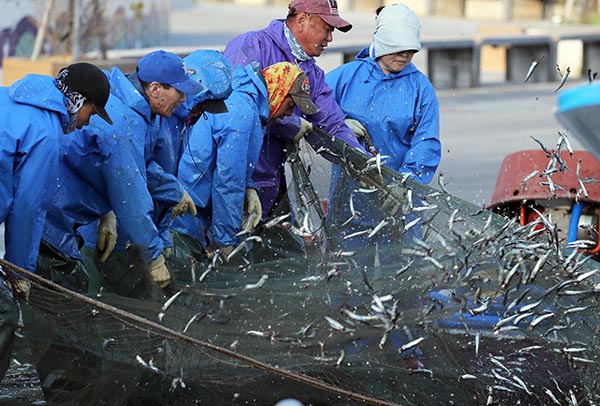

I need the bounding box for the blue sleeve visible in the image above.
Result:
[147,160,184,206]
[397,83,441,184]
[5,119,60,271]
[100,132,163,262]
[210,108,261,246]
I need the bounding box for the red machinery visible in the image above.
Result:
[488,149,600,254]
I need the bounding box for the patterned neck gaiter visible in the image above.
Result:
[284,23,312,63]
[55,72,87,134]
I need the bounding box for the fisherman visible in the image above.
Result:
[150,50,233,265]
[0,62,112,382]
[223,0,364,259]
[39,50,202,298]
[169,62,319,279]
[326,4,441,253]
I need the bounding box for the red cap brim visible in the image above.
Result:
[319,14,352,32]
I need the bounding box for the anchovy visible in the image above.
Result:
[135,355,161,374]
[518,299,542,313]
[246,330,272,338]
[403,217,422,232]
[529,312,554,329]
[264,213,291,228]
[520,169,539,188]
[244,274,268,289]
[158,290,183,322]
[343,308,380,323]
[342,229,371,240]
[507,287,533,312]
[513,312,534,326]
[408,368,434,378]
[543,387,562,405]
[524,56,544,83]
[368,218,390,239]
[570,356,595,364]
[576,269,598,282]
[335,349,346,366]
[529,250,551,283]
[395,260,414,277]
[554,66,571,92]
[399,337,425,353]
[438,172,450,194]
[564,306,589,315]
[512,374,532,395]
[183,313,199,334]
[226,240,248,261]
[530,136,552,156]
[324,316,350,332]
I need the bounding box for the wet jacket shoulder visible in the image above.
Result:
[0,75,64,270]
[174,64,268,246]
[326,48,441,184]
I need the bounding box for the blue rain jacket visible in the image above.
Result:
[152,50,233,249]
[43,67,168,262]
[224,19,364,219]
[0,75,64,271]
[172,63,268,246]
[325,48,441,247]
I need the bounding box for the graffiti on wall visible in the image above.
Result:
[0,0,169,67]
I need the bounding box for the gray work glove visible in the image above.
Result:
[242,188,262,232]
[381,181,407,216]
[293,117,313,142]
[97,211,117,262]
[148,254,171,288]
[221,245,235,258]
[171,189,197,219]
[344,118,367,138]
[12,279,31,302]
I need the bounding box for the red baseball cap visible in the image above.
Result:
[289,0,352,32]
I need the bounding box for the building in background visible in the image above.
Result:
[0,0,169,68]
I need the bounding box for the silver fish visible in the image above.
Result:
[524,56,544,83]
[158,290,183,322]
[554,66,571,92]
[244,274,268,289]
[399,337,425,353]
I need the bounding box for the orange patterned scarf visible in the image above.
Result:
[262,62,302,118]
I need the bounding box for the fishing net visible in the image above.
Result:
[4,128,600,406]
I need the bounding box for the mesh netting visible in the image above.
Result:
[4,129,600,405]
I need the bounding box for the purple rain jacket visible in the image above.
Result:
[224,19,363,219]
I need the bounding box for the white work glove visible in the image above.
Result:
[242,188,262,232]
[162,247,172,259]
[97,211,117,262]
[148,254,171,288]
[344,118,367,139]
[12,279,31,301]
[293,117,313,142]
[171,189,197,219]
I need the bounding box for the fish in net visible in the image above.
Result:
[3,128,600,405]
